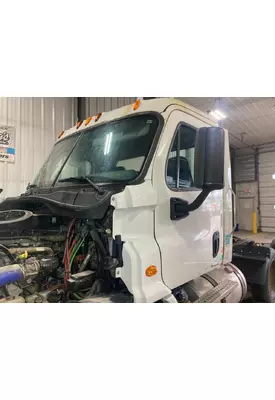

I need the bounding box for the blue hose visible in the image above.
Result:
[0,269,24,287]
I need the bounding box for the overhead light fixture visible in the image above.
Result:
[209,109,227,121]
[272,174,275,180]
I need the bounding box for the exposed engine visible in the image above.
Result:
[0,208,131,303]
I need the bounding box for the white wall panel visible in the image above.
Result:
[0,97,77,200]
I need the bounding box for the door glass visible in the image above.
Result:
[166,124,196,189]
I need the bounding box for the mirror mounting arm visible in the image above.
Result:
[188,188,211,212]
[170,189,211,221]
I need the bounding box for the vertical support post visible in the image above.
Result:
[255,147,261,232]
[217,97,222,128]
[77,97,86,121]
[252,212,257,234]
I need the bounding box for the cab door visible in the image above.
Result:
[153,109,224,289]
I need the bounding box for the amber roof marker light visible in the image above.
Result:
[85,116,93,126]
[133,99,141,111]
[95,113,102,122]
[76,120,83,129]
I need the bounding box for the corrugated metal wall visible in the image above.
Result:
[0,97,77,200]
[85,97,137,116]
[259,151,275,232]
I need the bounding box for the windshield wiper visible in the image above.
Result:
[58,176,105,195]
[27,183,37,189]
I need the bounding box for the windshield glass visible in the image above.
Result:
[34,114,160,188]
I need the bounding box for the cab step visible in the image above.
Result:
[194,280,238,303]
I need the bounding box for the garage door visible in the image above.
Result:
[259,152,275,232]
[234,154,256,183]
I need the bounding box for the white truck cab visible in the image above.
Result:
[0,98,250,303]
[104,98,244,302]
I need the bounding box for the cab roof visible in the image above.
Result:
[57,97,216,142]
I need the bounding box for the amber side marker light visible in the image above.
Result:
[133,99,141,110]
[145,266,158,277]
[76,120,83,129]
[85,116,93,126]
[58,130,64,139]
[95,113,102,122]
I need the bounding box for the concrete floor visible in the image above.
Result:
[235,230,275,244]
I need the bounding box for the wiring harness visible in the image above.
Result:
[63,219,88,287]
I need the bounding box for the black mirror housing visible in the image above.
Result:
[170,126,226,221]
[194,126,225,191]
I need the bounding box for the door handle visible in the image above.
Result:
[212,231,220,258]
[228,187,236,233]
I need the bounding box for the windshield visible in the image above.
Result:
[33,114,160,188]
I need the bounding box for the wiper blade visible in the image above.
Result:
[58,176,105,195]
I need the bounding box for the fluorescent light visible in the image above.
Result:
[210,109,227,121]
[272,174,275,180]
[210,111,220,120]
[214,109,226,119]
[104,132,113,155]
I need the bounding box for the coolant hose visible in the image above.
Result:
[0,269,24,287]
[0,258,41,288]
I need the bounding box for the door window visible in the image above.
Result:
[166,124,196,190]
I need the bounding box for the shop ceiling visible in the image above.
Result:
[180,97,275,149]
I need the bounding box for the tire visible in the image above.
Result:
[251,260,275,303]
[270,239,275,250]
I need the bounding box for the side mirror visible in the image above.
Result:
[170,126,225,221]
[194,126,225,191]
